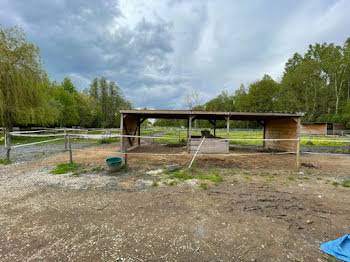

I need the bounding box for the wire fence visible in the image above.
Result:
[1,128,349,170]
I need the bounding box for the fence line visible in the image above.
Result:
[3,131,349,168]
[11,138,65,149]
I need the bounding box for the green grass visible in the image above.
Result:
[198,173,223,183]
[200,183,208,190]
[287,177,295,181]
[169,168,223,184]
[332,181,339,187]
[230,170,238,176]
[168,180,178,186]
[51,163,81,174]
[92,165,103,172]
[170,172,195,180]
[152,181,159,187]
[301,136,350,147]
[342,180,350,187]
[151,127,350,147]
[0,158,13,165]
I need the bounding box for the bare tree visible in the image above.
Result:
[184,89,202,110]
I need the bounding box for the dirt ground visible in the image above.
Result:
[0,143,350,262]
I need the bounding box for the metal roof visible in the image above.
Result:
[120,110,304,121]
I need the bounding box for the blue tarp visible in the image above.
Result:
[320,234,350,262]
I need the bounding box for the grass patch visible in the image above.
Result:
[287,177,295,181]
[342,180,350,187]
[51,163,81,174]
[170,172,195,181]
[200,183,208,190]
[244,175,252,180]
[230,170,238,176]
[260,171,268,176]
[152,181,159,187]
[92,165,103,172]
[0,158,13,165]
[198,173,223,183]
[168,180,178,186]
[332,181,339,187]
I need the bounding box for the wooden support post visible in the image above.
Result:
[226,116,230,154]
[296,138,300,170]
[124,151,128,167]
[68,135,73,164]
[137,118,141,146]
[187,116,193,153]
[120,113,124,153]
[296,117,301,170]
[262,121,266,149]
[214,120,216,137]
[5,131,11,162]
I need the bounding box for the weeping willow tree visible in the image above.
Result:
[0,25,56,131]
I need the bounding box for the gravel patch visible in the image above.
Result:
[0,140,99,163]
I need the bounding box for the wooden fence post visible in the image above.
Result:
[296,138,300,170]
[68,135,73,164]
[5,131,11,162]
[64,128,68,150]
[124,151,128,167]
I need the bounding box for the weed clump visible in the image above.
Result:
[332,181,339,187]
[51,163,81,174]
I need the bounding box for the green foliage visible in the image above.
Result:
[151,181,159,187]
[183,37,350,127]
[51,163,81,174]
[332,181,339,187]
[0,25,56,130]
[86,77,132,128]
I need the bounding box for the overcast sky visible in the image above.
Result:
[1,0,350,109]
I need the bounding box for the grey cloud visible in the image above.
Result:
[1,0,350,109]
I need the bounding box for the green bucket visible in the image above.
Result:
[105,157,123,172]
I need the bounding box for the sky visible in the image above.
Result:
[1,0,350,109]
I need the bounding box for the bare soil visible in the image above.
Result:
[0,143,349,261]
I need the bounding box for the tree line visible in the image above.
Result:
[0,25,132,131]
[155,38,350,129]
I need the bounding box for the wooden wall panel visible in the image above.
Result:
[122,115,139,151]
[300,124,327,135]
[264,118,298,152]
